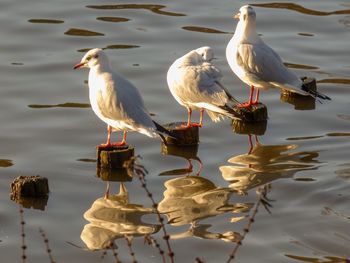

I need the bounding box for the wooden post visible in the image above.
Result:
[232,120,267,136]
[280,77,316,110]
[97,145,134,169]
[162,122,199,146]
[231,103,268,122]
[10,175,49,210]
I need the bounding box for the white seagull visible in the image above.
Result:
[226,5,330,108]
[167,46,241,128]
[74,48,171,147]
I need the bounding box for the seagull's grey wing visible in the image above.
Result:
[98,72,155,129]
[236,42,302,87]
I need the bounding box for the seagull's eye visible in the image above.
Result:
[94,54,99,59]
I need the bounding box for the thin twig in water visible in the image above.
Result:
[19,207,27,263]
[39,228,56,263]
[109,241,122,263]
[125,235,137,263]
[195,257,205,263]
[226,184,272,263]
[144,235,166,263]
[125,156,175,263]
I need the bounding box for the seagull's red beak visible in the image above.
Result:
[73,62,85,70]
[233,13,240,20]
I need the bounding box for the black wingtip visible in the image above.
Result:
[153,121,179,142]
[301,85,331,101]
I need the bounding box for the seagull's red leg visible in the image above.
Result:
[253,88,260,105]
[238,86,255,108]
[112,131,127,146]
[180,108,193,128]
[181,108,205,128]
[98,125,113,148]
[104,181,110,199]
[190,108,204,127]
[187,159,193,174]
[198,108,204,127]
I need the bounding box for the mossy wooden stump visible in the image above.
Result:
[281,77,316,110]
[10,175,49,210]
[232,119,267,136]
[97,145,134,169]
[10,175,49,199]
[232,103,268,122]
[162,122,199,146]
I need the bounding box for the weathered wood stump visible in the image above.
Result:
[10,175,49,210]
[280,77,316,110]
[232,120,267,136]
[231,103,268,122]
[10,175,49,198]
[162,122,199,146]
[97,145,134,169]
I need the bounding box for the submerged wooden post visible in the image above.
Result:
[10,175,49,210]
[231,103,268,122]
[162,122,199,146]
[280,77,316,110]
[97,145,134,169]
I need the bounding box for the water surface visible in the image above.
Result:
[0,0,349,262]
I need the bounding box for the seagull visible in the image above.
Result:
[226,5,331,108]
[74,48,172,148]
[167,46,242,128]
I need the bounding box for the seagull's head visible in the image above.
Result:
[234,5,256,23]
[195,46,215,62]
[73,48,108,69]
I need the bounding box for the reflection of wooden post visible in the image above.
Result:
[281,77,316,110]
[232,103,268,122]
[97,146,134,169]
[97,167,132,182]
[232,120,267,136]
[162,122,199,146]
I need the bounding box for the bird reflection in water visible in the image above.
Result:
[220,134,321,193]
[160,143,203,176]
[81,180,160,250]
[158,176,252,242]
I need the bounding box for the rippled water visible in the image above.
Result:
[0,0,349,262]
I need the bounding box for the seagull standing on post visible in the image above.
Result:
[74,48,171,148]
[167,46,241,129]
[226,5,330,108]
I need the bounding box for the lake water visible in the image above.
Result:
[0,0,349,262]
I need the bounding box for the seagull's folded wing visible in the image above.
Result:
[236,43,302,90]
[175,63,228,106]
[97,73,156,129]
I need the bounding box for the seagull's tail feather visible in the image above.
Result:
[206,110,226,123]
[215,81,240,105]
[301,85,331,100]
[270,82,310,96]
[152,121,179,143]
[218,104,246,121]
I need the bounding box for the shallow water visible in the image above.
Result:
[0,0,349,262]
